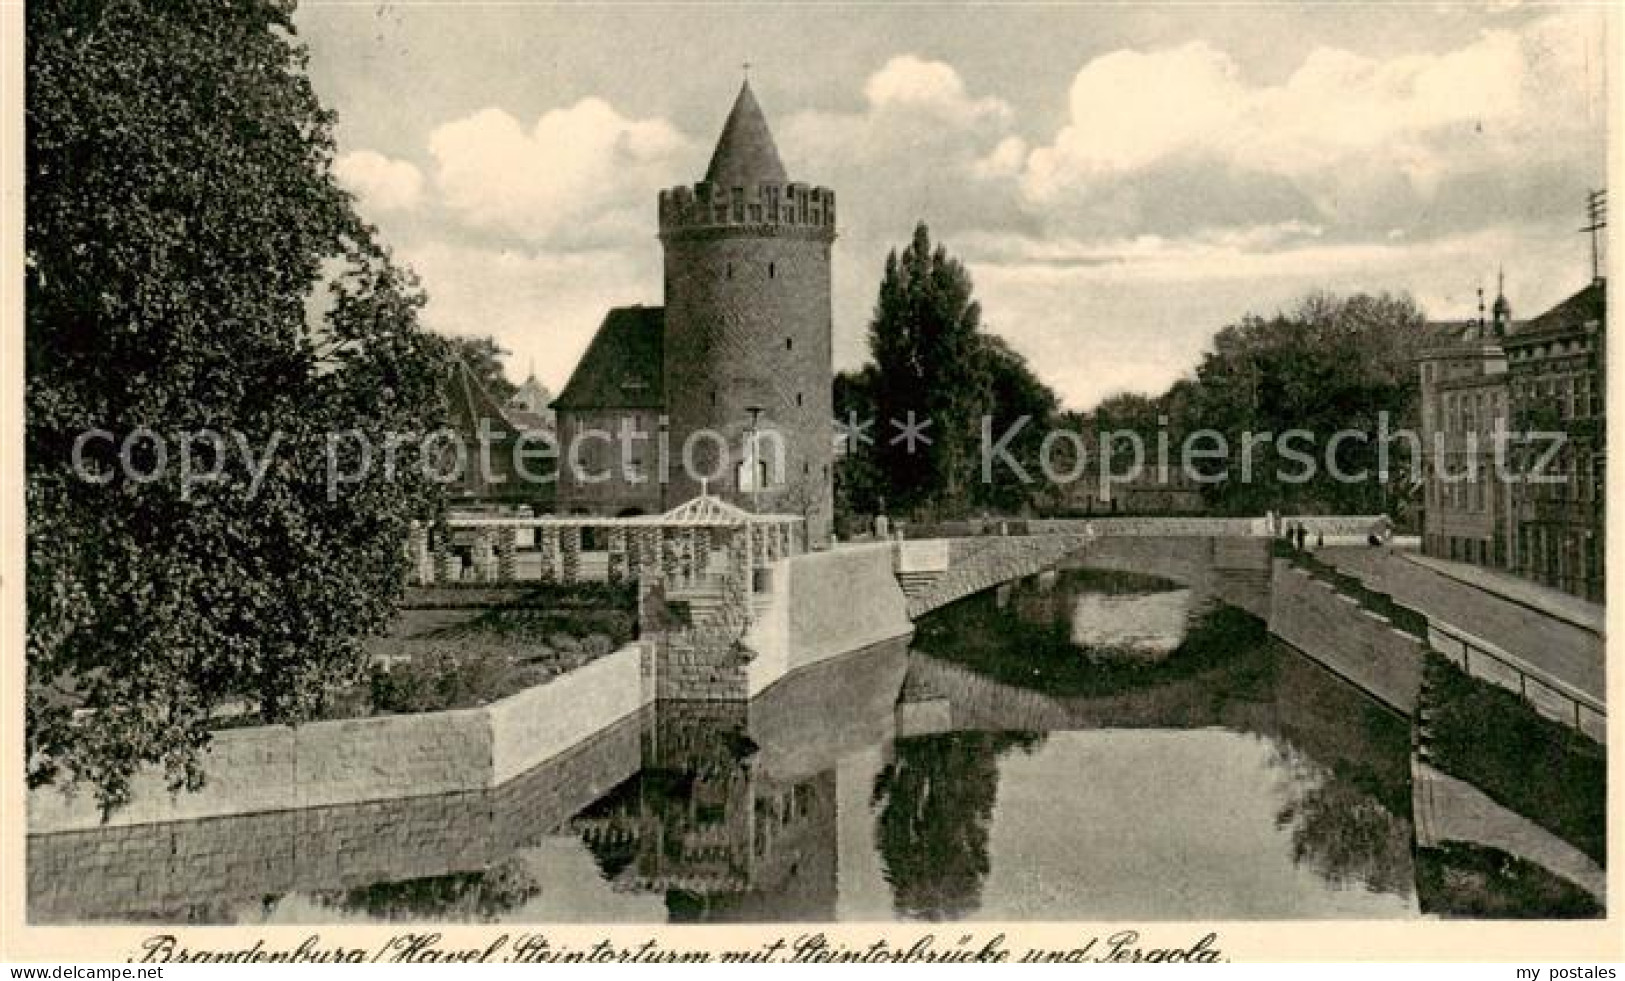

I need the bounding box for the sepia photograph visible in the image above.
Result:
[3,0,1619,964]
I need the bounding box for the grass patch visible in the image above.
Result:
[366,603,637,714]
[1423,653,1606,864]
[1416,842,1602,919]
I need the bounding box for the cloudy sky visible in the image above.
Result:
[298,2,1608,411]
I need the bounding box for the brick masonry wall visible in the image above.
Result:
[662,233,835,544]
[1268,560,1424,714]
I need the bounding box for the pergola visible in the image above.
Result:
[410,493,806,588]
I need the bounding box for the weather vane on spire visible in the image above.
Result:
[742,60,752,79]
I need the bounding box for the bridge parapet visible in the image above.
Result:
[898,533,1275,620]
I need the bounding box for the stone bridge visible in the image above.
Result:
[894,532,1274,620]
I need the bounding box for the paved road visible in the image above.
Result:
[1318,547,1605,701]
[1401,553,1603,634]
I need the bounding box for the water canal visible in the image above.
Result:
[31,569,1423,923]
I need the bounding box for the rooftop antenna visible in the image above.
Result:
[1581,189,1607,282]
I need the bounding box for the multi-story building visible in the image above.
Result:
[1416,274,1607,602]
[1416,288,1514,567]
[1504,279,1607,601]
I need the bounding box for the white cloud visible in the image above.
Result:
[1018,9,1601,214]
[974,136,1028,180]
[428,98,693,247]
[863,55,1011,125]
[333,150,424,211]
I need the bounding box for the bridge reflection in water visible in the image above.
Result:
[30,570,1421,924]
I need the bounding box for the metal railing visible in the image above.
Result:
[1427,620,1606,745]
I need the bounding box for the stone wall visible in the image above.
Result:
[1027,517,1266,536]
[901,534,1274,620]
[28,711,647,923]
[488,643,649,782]
[295,709,494,810]
[1268,560,1424,714]
[30,645,650,834]
[904,535,1090,617]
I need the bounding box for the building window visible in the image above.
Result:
[768,261,776,279]
[796,392,803,406]
[785,337,793,351]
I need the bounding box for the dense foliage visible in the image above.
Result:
[442,334,519,403]
[837,223,1058,522]
[1422,654,1606,863]
[838,221,1426,525]
[27,0,448,809]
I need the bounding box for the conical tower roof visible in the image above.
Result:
[703,81,787,187]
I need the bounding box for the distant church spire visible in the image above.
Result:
[703,80,787,187]
[1491,264,1512,336]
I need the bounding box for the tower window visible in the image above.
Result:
[726,262,733,280]
[768,261,776,279]
[796,392,803,407]
[785,337,793,351]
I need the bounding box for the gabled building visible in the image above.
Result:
[506,373,556,433]
[552,305,666,517]
[1416,272,1607,603]
[442,357,555,509]
[1416,286,1515,568]
[1504,278,1607,601]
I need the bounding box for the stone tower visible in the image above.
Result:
[659,81,836,544]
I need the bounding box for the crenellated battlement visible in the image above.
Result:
[659,180,836,241]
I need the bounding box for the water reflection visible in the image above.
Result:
[870,732,1044,920]
[30,569,1422,924]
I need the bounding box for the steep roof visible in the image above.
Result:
[445,358,524,441]
[1508,279,1606,341]
[552,306,665,411]
[703,81,787,187]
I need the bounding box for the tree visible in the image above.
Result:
[867,224,991,514]
[832,366,884,529]
[1180,291,1426,516]
[442,334,518,404]
[27,0,448,810]
[974,335,1058,514]
[861,223,1058,518]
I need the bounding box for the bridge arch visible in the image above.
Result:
[896,534,1272,620]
